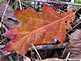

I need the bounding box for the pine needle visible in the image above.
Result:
[31,44,42,61]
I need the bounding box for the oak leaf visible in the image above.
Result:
[5,4,75,55]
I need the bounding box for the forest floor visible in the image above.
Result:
[0,1,81,61]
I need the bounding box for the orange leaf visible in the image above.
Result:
[5,4,75,55]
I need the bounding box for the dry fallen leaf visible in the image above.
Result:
[69,29,81,40]
[4,4,75,55]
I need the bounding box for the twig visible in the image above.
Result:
[67,21,81,34]
[8,55,14,61]
[18,0,22,10]
[1,0,10,22]
[65,52,70,61]
[33,0,81,6]
[31,44,42,61]
[61,48,66,58]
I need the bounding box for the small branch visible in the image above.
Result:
[8,56,14,61]
[33,0,81,6]
[61,48,66,58]
[18,0,22,10]
[65,52,70,61]
[1,0,10,22]
[67,21,81,34]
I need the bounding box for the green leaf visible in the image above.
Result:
[12,1,19,10]
[74,0,81,4]
[74,0,81,8]
[23,0,30,5]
